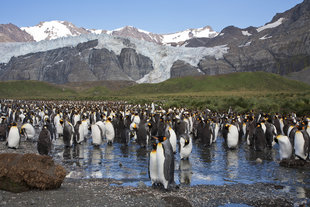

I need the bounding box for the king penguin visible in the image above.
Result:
[6,122,20,149]
[253,123,267,151]
[37,125,52,155]
[274,135,292,160]
[20,122,36,140]
[105,117,115,145]
[166,125,177,153]
[156,136,175,189]
[294,128,309,160]
[223,124,239,149]
[149,142,159,186]
[63,120,74,147]
[180,134,192,160]
[74,121,85,144]
[91,123,102,146]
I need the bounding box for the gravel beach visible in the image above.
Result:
[0,141,309,207]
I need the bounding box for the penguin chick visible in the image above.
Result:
[37,125,52,155]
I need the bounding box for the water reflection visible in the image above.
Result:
[179,159,192,185]
[51,135,310,199]
[225,149,238,179]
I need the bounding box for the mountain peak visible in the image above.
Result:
[21,20,89,41]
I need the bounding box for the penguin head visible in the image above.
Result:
[152,143,157,152]
[184,139,189,146]
[11,122,17,127]
[256,123,261,128]
[60,119,64,125]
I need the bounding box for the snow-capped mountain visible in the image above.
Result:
[21,20,89,41]
[20,20,218,45]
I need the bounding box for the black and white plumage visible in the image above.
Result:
[6,122,20,149]
[156,136,175,189]
[180,134,192,160]
[274,135,292,160]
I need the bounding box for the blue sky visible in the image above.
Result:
[1,0,303,34]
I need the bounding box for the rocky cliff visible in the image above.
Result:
[0,23,34,42]
[171,0,310,79]
[0,40,153,84]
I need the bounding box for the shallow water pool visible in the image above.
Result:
[51,134,310,199]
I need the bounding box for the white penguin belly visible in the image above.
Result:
[149,151,158,184]
[227,125,239,149]
[169,128,177,153]
[294,131,307,160]
[7,127,20,148]
[91,124,102,146]
[156,143,168,189]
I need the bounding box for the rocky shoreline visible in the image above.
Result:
[0,178,308,207]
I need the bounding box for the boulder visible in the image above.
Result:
[0,153,66,192]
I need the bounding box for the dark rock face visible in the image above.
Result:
[0,40,154,84]
[170,60,201,78]
[118,48,153,81]
[181,0,310,78]
[0,153,66,192]
[0,23,34,42]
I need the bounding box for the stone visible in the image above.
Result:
[0,153,66,192]
[256,158,263,164]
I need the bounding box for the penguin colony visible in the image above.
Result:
[0,100,309,189]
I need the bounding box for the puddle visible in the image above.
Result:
[49,131,310,199]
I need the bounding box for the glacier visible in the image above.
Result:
[0,33,229,83]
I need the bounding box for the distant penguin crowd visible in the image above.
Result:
[0,99,309,189]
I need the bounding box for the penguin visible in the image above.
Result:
[105,117,115,145]
[81,119,89,138]
[149,142,159,186]
[253,123,267,151]
[223,124,239,149]
[91,123,102,146]
[6,122,20,149]
[156,136,175,190]
[212,121,220,143]
[63,120,74,147]
[294,129,309,160]
[136,119,149,148]
[74,121,84,144]
[166,126,177,153]
[0,120,7,141]
[274,135,292,160]
[201,120,213,147]
[179,134,192,160]
[20,123,36,140]
[37,125,52,155]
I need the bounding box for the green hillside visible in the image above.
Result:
[0,72,309,115]
[0,80,77,99]
[119,72,310,95]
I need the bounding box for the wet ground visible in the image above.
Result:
[50,131,310,200]
[1,126,310,206]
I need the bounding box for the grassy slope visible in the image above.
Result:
[0,72,309,114]
[0,80,77,99]
[119,72,310,95]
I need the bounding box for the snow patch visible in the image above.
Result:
[21,20,79,41]
[241,31,251,36]
[161,27,218,44]
[238,41,252,47]
[257,18,285,32]
[259,35,272,40]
